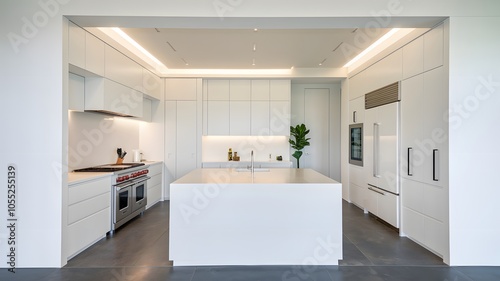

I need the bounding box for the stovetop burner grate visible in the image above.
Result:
[73,163,145,173]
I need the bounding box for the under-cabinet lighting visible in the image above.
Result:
[344,28,401,68]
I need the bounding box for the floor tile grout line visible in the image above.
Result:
[342,233,376,266]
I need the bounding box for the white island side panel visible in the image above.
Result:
[169,168,342,266]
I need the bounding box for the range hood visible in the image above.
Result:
[85,77,143,118]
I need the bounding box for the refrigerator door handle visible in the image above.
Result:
[433,149,439,181]
[407,147,413,176]
[373,123,380,178]
[353,111,357,123]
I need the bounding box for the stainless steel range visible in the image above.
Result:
[74,163,150,233]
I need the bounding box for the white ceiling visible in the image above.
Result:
[120,27,392,69]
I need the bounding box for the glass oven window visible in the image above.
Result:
[135,184,145,202]
[119,189,129,210]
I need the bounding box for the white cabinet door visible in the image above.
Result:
[270,101,290,136]
[230,80,251,100]
[207,101,230,135]
[424,24,444,72]
[400,74,425,182]
[402,36,424,80]
[85,32,105,76]
[68,21,85,69]
[176,101,197,179]
[349,96,365,124]
[207,80,230,100]
[251,101,270,135]
[270,80,291,100]
[164,101,177,191]
[68,73,85,111]
[105,45,142,90]
[166,78,197,100]
[230,101,251,135]
[251,80,270,100]
[422,67,447,187]
[142,69,162,100]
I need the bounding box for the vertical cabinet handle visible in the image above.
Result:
[433,149,439,181]
[353,111,357,123]
[407,147,413,176]
[373,123,380,178]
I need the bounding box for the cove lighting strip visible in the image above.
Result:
[343,28,413,69]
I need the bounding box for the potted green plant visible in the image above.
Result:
[289,123,311,168]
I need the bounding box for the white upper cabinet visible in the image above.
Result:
[68,73,85,111]
[230,101,251,135]
[424,24,444,71]
[251,101,270,136]
[270,101,290,136]
[230,80,251,100]
[203,79,290,136]
[68,21,85,69]
[142,69,162,100]
[166,78,197,101]
[207,101,230,135]
[251,80,270,100]
[207,80,230,100]
[402,36,424,80]
[105,45,142,90]
[85,32,105,76]
[349,96,365,124]
[270,80,291,100]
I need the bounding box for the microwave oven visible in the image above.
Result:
[349,123,363,166]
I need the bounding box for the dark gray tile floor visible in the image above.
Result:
[2,200,499,280]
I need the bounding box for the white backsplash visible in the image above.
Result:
[68,111,140,170]
[202,136,290,162]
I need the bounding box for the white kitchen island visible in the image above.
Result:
[169,168,342,266]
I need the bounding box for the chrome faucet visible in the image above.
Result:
[251,150,255,174]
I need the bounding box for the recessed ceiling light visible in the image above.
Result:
[253,43,256,52]
[181,58,189,66]
[319,58,327,66]
[254,28,258,32]
[252,58,256,66]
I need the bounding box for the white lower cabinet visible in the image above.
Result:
[147,162,163,209]
[401,178,446,256]
[67,176,111,260]
[365,185,399,228]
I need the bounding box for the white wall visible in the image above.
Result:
[447,16,500,266]
[1,0,500,267]
[68,111,140,170]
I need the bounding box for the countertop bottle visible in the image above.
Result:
[228,148,233,161]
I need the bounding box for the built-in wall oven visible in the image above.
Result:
[349,123,363,166]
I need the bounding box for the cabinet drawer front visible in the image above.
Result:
[67,207,110,259]
[424,216,445,255]
[69,177,110,205]
[402,207,425,243]
[149,174,162,187]
[68,192,110,225]
[148,163,163,175]
[147,184,162,209]
[377,191,399,228]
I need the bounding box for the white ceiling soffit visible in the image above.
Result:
[74,16,445,79]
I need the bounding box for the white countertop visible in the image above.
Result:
[172,168,339,184]
[68,172,112,185]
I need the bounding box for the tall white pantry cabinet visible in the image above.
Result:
[164,78,203,199]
